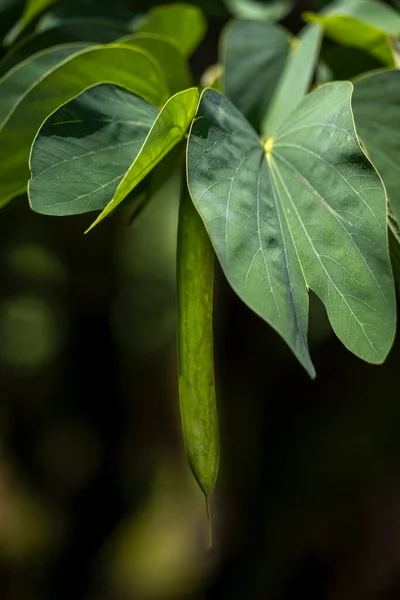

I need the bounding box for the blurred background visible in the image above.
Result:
[2,1,400,599]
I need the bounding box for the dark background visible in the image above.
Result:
[2,1,400,599]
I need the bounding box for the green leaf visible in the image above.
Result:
[33,0,137,30]
[0,20,131,74]
[223,0,293,21]
[304,1,400,65]
[29,84,159,216]
[263,23,322,137]
[136,3,206,57]
[87,87,199,230]
[0,44,86,124]
[0,0,25,41]
[221,20,290,131]
[187,85,395,373]
[0,43,168,206]
[21,0,54,25]
[352,69,400,224]
[119,33,192,95]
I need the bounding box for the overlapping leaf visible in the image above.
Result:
[305,0,400,65]
[262,23,322,137]
[136,3,206,57]
[29,87,198,220]
[187,84,396,373]
[352,69,400,224]
[29,84,159,215]
[221,20,290,130]
[0,43,168,206]
[120,34,191,94]
[87,88,199,230]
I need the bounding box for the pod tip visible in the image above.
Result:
[205,494,214,550]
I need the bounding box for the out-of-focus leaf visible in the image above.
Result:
[0,0,25,41]
[263,23,322,137]
[319,46,382,81]
[87,88,199,230]
[304,0,400,65]
[120,34,192,94]
[0,44,86,124]
[0,44,168,207]
[0,20,130,74]
[136,3,206,57]
[352,69,400,224]
[33,0,137,31]
[187,85,395,372]
[21,0,55,25]
[223,0,293,21]
[221,20,290,131]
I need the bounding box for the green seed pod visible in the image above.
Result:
[177,173,219,526]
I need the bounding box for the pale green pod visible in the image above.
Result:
[177,173,219,515]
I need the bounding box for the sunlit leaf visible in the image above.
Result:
[136,3,206,57]
[88,88,199,230]
[29,84,159,216]
[221,20,290,130]
[0,44,168,206]
[120,33,192,94]
[187,85,395,373]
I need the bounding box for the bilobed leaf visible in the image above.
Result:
[187,85,395,373]
[120,33,192,94]
[221,20,290,131]
[304,0,400,65]
[352,69,400,224]
[87,87,199,230]
[223,0,293,21]
[263,23,322,137]
[29,84,158,215]
[0,20,131,74]
[0,44,168,206]
[136,3,206,57]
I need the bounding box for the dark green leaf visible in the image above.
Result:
[0,0,25,41]
[221,19,290,131]
[87,88,199,230]
[352,69,400,224]
[0,20,131,74]
[29,84,158,215]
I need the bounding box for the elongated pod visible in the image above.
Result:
[177,172,219,508]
